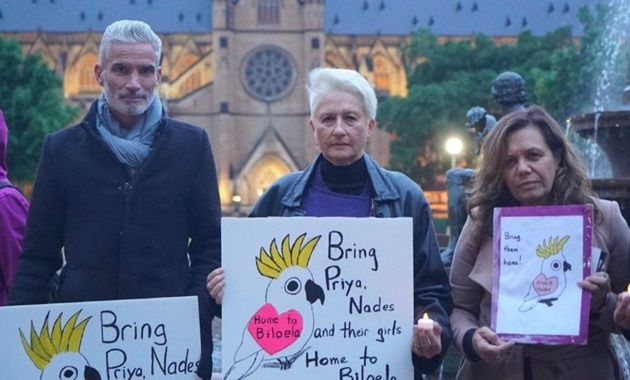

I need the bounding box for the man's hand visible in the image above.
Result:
[206,267,225,304]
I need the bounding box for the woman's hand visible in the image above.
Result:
[206,267,225,304]
[471,326,514,362]
[411,320,443,359]
[578,271,611,312]
[614,292,630,329]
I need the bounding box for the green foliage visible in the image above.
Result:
[0,37,78,183]
[378,5,609,186]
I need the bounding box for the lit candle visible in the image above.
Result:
[627,283,630,293]
[417,312,434,329]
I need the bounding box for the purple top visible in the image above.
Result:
[302,163,372,217]
[0,109,30,306]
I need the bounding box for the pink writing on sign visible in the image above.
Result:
[247,303,303,355]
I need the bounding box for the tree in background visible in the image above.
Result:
[0,38,77,185]
[378,5,609,187]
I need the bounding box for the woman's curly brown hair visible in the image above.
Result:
[466,105,597,247]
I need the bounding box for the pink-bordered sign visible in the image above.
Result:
[491,205,592,344]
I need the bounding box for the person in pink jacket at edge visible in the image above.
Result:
[0,109,29,306]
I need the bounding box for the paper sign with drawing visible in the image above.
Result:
[491,205,592,344]
[0,296,202,379]
[221,217,414,380]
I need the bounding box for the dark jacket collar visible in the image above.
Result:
[280,153,400,208]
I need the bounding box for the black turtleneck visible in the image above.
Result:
[320,156,369,195]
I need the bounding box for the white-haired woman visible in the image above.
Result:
[208,67,453,378]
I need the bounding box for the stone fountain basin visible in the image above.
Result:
[568,110,630,222]
[568,110,630,178]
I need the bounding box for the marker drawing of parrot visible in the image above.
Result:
[20,310,102,380]
[520,235,571,312]
[223,233,326,380]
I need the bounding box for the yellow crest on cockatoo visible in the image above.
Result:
[256,233,321,279]
[536,235,570,259]
[19,310,91,370]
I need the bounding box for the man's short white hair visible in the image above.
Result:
[100,19,162,65]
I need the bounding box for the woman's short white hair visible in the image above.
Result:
[100,20,162,65]
[306,67,377,120]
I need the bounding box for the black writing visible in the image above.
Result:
[349,296,395,314]
[328,231,379,271]
[101,310,167,346]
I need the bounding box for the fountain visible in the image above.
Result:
[565,0,630,376]
[568,111,630,222]
[566,0,630,222]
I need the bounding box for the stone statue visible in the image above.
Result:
[492,71,527,116]
[442,73,527,265]
[441,167,474,266]
[441,106,496,266]
[465,106,497,154]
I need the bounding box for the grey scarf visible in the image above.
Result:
[96,93,163,174]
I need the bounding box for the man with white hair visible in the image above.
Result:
[8,20,221,380]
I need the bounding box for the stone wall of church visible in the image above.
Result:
[2,5,403,210]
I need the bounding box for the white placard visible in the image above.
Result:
[492,205,592,344]
[221,217,414,380]
[0,296,201,379]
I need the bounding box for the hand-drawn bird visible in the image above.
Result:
[20,310,102,380]
[224,233,326,380]
[520,235,571,312]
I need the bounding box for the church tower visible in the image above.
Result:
[200,0,325,212]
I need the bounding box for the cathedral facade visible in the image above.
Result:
[0,0,599,212]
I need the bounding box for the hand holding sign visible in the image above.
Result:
[578,271,611,313]
[206,268,225,304]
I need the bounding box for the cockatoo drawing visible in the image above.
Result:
[20,310,101,380]
[520,235,571,312]
[224,233,326,380]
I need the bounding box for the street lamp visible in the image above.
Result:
[445,137,464,168]
[231,193,242,214]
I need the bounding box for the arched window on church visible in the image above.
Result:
[325,55,346,71]
[246,154,291,205]
[181,70,201,94]
[78,53,100,94]
[171,53,198,81]
[373,55,391,94]
[226,1,235,28]
[258,0,280,25]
